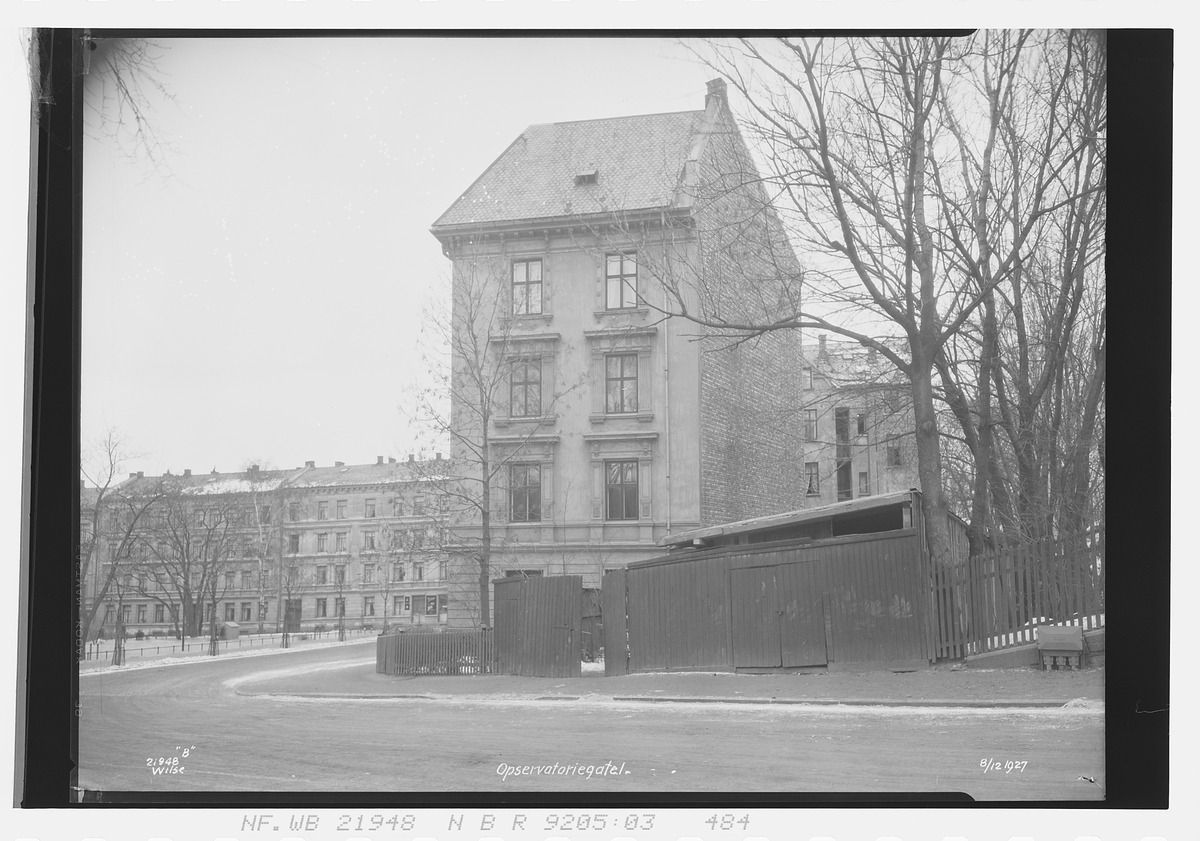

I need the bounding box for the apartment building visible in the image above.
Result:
[429,80,814,624]
[795,335,918,506]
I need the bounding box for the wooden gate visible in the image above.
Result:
[493,575,582,677]
[731,563,828,669]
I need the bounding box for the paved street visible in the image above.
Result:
[78,640,1104,799]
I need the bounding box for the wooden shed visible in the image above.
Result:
[602,490,968,674]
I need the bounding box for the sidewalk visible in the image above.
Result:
[239,659,1104,708]
[78,629,376,673]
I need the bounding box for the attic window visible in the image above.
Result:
[574,170,599,186]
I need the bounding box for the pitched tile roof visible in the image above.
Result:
[432,109,706,230]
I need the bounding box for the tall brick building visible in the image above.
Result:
[430,80,813,624]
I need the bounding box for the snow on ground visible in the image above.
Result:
[78,635,376,676]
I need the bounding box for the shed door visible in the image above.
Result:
[776,562,829,667]
[731,566,781,667]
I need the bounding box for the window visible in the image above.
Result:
[336,532,347,552]
[605,354,638,413]
[222,571,234,589]
[335,565,346,585]
[241,570,254,589]
[804,409,818,440]
[365,499,376,518]
[262,570,271,587]
[335,597,345,617]
[317,533,328,553]
[137,604,147,623]
[393,499,404,517]
[289,502,299,521]
[154,604,164,623]
[392,562,405,582]
[241,602,252,621]
[605,460,639,520]
[123,605,132,624]
[509,358,542,418]
[425,595,439,616]
[412,530,424,550]
[336,499,346,519]
[859,471,870,496]
[318,501,328,520]
[363,531,376,551]
[439,559,447,580]
[857,412,867,436]
[224,603,236,621]
[414,563,424,581]
[316,598,327,618]
[509,464,541,522]
[413,496,425,515]
[512,258,543,316]
[363,564,375,584]
[605,253,638,309]
[316,565,328,585]
[288,534,300,554]
[803,367,814,390]
[104,606,114,625]
[887,445,903,467]
[259,505,271,524]
[394,596,403,616]
[363,597,375,617]
[805,462,820,496]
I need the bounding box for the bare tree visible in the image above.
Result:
[658,34,1106,566]
[278,563,310,649]
[129,486,241,639]
[79,429,165,647]
[404,258,584,628]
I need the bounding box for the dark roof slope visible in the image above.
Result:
[432,110,706,230]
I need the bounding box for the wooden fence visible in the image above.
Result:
[494,575,582,678]
[932,528,1105,659]
[375,629,495,675]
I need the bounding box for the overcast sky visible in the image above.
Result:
[81,37,712,478]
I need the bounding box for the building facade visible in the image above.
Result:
[429,80,816,624]
[795,335,919,507]
[83,457,449,640]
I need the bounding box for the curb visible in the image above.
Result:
[608,695,1078,708]
[233,688,1091,709]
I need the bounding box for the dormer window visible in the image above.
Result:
[574,169,599,186]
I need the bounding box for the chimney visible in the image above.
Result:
[137,471,144,479]
[705,77,727,109]
[818,334,828,361]
[377,456,384,465]
[129,473,138,480]
[183,469,191,477]
[250,464,259,474]
[408,454,415,463]
[435,452,443,461]
[335,461,345,467]
[388,457,396,464]
[305,461,315,468]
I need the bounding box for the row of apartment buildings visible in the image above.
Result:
[83,457,456,638]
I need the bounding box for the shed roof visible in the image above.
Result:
[660,490,919,548]
[431,109,707,230]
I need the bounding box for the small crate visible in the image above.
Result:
[1037,626,1083,671]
